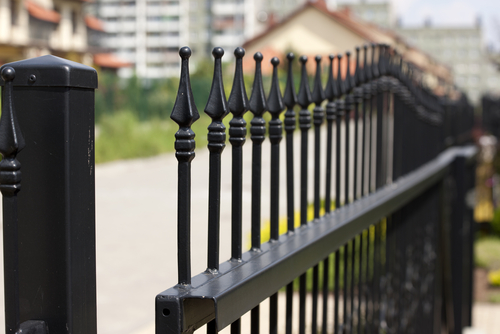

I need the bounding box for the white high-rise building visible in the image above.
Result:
[95,0,306,79]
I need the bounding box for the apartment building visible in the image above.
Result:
[95,0,306,79]
[337,0,500,105]
[337,0,394,29]
[0,0,104,66]
[397,22,499,104]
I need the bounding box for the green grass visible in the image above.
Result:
[95,111,212,164]
[488,292,500,303]
[475,236,500,270]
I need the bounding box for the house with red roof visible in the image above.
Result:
[242,0,452,85]
[0,0,129,71]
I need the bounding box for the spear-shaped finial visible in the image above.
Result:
[337,54,346,96]
[170,47,200,128]
[311,55,325,105]
[267,57,284,241]
[364,44,372,83]
[228,47,248,261]
[345,51,355,93]
[228,47,249,117]
[267,57,284,117]
[324,54,338,101]
[355,46,364,86]
[378,44,387,76]
[297,56,312,109]
[0,66,25,196]
[205,47,229,120]
[170,46,199,285]
[205,47,229,271]
[284,53,298,109]
[371,43,379,79]
[249,52,267,116]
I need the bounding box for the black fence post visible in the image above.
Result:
[0,56,97,334]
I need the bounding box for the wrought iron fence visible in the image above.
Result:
[0,43,476,334]
[156,44,476,334]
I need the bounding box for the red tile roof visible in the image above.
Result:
[94,53,132,69]
[25,1,60,24]
[85,15,105,32]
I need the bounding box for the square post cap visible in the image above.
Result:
[0,55,97,89]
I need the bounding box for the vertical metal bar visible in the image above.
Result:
[358,231,364,334]
[298,55,312,226]
[361,45,371,197]
[170,47,200,286]
[300,273,307,334]
[248,52,268,334]
[335,54,345,209]
[323,256,330,334]
[369,44,378,194]
[312,55,325,218]
[228,47,249,261]
[0,67,24,334]
[228,47,250,334]
[344,52,353,206]
[268,57,284,241]
[343,243,349,333]
[324,54,337,213]
[353,47,363,201]
[351,237,356,333]
[205,47,229,272]
[335,250,340,334]
[297,55,312,334]
[311,55,325,334]
[249,52,267,250]
[283,52,297,334]
[251,307,260,334]
[267,57,284,334]
[312,264,319,334]
[363,226,373,334]
[284,53,297,233]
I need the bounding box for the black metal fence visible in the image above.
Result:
[0,43,476,334]
[156,44,476,334]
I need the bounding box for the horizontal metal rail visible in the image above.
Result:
[155,144,476,334]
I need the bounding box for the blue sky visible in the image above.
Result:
[391,0,500,49]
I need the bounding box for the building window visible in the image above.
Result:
[10,0,18,25]
[72,10,78,33]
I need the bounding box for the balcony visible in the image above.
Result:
[100,5,138,18]
[146,36,180,47]
[104,21,137,33]
[146,21,180,32]
[146,4,181,16]
[212,3,245,15]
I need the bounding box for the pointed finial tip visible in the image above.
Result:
[212,47,224,59]
[299,55,308,64]
[315,55,322,62]
[179,47,191,59]
[287,53,295,60]
[1,67,15,82]
[254,52,263,62]
[234,47,245,58]
[271,57,280,66]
